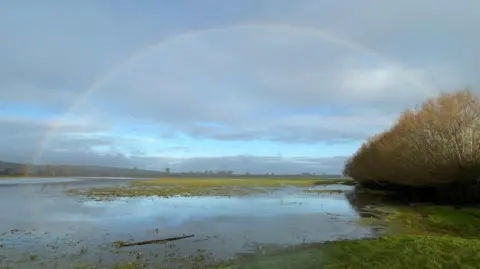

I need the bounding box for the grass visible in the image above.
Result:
[208,205,480,269]
[67,177,349,199]
[71,263,150,269]
[357,205,480,237]
[211,235,480,269]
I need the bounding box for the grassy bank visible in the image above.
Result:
[211,235,480,269]
[207,205,480,269]
[67,177,352,199]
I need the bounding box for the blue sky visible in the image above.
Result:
[1,0,479,173]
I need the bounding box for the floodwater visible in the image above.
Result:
[0,177,374,268]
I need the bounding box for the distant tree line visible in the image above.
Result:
[0,162,336,178]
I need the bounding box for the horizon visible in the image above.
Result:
[1,1,479,174]
[0,158,344,175]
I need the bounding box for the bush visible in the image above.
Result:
[344,89,480,188]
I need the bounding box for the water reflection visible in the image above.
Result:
[0,178,374,268]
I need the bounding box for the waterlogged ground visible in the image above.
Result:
[0,177,372,268]
[66,177,351,198]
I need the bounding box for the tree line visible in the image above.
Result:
[0,162,331,178]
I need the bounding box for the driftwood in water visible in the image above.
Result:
[114,234,194,248]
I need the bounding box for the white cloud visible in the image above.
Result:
[341,68,400,95]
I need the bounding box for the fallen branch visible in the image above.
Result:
[114,234,194,248]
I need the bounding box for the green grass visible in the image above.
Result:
[405,206,480,237]
[211,235,480,269]
[358,205,480,237]
[67,177,343,199]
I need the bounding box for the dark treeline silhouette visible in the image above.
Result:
[343,89,480,204]
[0,161,165,178]
[0,160,339,178]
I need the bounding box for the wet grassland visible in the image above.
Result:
[65,177,353,199]
[2,176,479,268]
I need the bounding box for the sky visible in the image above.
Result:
[1,0,479,174]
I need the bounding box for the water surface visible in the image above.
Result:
[0,177,373,268]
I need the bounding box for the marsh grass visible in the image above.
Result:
[211,235,480,269]
[67,177,343,199]
[67,185,266,198]
[357,205,480,237]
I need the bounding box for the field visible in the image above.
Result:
[66,177,352,199]
[3,176,480,268]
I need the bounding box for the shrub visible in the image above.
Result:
[344,89,480,187]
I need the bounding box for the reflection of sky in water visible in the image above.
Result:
[70,194,355,226]
[0,181,373,268]
[0,180,361,241]
[0,184,356,228]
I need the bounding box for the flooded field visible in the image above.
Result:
[0,177,374,268]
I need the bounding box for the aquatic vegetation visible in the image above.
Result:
[112,264,142,269]
[67,184,269,198]
[66,177,336,199]
[303,189,345,194]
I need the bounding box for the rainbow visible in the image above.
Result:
[32,22,432,164]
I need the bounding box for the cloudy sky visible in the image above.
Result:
[1,0,478,174]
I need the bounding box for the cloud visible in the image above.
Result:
[0,117,346,173]
[180,114,394,144]
[0,1,479,172]
[0,117,110,162]
[72,24,436,143]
